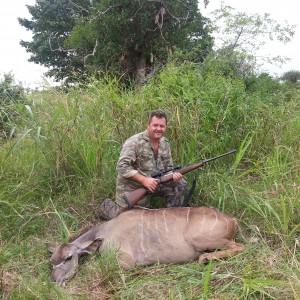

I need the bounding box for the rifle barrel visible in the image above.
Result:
[201,149,236,164]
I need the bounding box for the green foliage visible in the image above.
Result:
[200,52,258,81]
[0,73,26,139]
[19,0,213,85]
[1,61,300,298]
[281,70,300,83]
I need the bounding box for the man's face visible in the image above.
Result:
[147,116,167,141]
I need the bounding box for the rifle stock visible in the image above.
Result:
[123,149,236,208]
[124,187,149,208]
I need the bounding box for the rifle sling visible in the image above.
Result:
[183,168,201,207]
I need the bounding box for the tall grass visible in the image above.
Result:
[1,62,300,299]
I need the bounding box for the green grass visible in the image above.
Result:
[1,62,300,299]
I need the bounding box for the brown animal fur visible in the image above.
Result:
[47,207,245,284]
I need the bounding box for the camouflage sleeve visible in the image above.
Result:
[116,139,139,178]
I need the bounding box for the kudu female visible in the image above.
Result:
[47,207,245,285]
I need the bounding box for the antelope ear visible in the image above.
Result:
[85,238,103,253]
[77,238,103,254]
[46,242,60,253]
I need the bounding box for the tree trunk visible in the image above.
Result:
[134,55,146,86]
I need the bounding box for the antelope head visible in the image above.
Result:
[46,239,102,285]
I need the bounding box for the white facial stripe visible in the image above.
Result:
[53,262,65,269]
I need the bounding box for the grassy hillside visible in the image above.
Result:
[1,62,300,299]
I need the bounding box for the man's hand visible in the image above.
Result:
[129,173,158,193]
[142,177,158,193]
[172,172,183,182]
[129,171,182,193]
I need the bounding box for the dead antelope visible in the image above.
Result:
[47,207,245,284]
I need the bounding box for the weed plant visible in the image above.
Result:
[0,61,300,299]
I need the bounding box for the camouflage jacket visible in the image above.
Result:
[115,130,173,206]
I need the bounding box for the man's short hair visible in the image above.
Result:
[148,110,168,124]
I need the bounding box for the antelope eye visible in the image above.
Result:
[65,255,73,262]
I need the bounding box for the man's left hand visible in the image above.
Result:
[172,172,183,182]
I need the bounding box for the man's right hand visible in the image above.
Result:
[142,177,158,193]
[129,173,158,193]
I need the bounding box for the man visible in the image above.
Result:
[99,109,186,219]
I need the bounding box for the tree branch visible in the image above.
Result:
[83,39,99,67]
[48,33,76,53]
[68,0,90,15]
[90,5,121,22]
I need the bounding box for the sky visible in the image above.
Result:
[0,0,299,89]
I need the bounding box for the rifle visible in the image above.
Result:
[123,149,236,208]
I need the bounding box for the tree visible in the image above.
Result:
[207,5,296,78]
[19,0,213,86]
[281,70,300,84]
